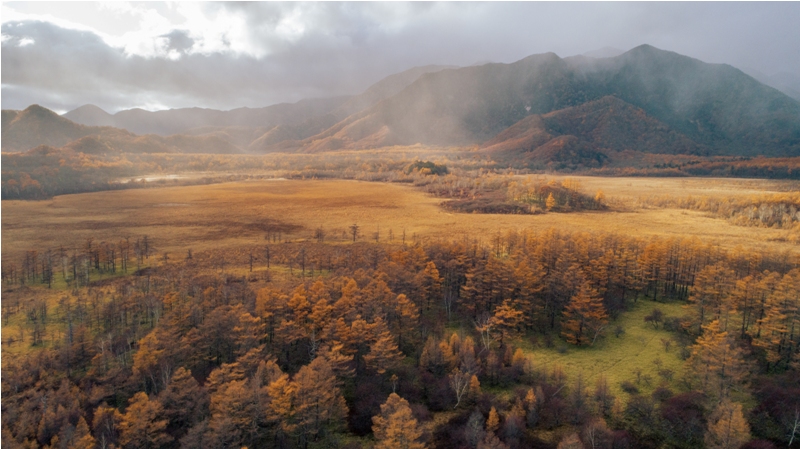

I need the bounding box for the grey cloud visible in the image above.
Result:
[2,2,799,113]
[161,29,194,53]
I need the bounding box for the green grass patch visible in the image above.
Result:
[517,298,688,401]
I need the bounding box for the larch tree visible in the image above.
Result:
[158,367,208,435]
[415,261,442,312]
[510,259,545,328]
[561,282,608,346]
[394,293,420,350]
[92,403,123,449]
[420,335,448,375]
[207,378,263,448]
[292,357,348,445]
[488,299,523,348]
[752,270,800,370]
[349,223,359,242]
[255,287,289,345]
[546,193,556,211]
[486,407,500,434]
[371,393,427,449]
[704,399,751,449]
[119,392,172,449]
[364,328,404,374]
[594,190,606,205]
[264,374,297,443]
[686,320,749,400]
[687,263,736,334]
[62,417,96,449]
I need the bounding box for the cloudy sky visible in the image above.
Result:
[2,2,799,114]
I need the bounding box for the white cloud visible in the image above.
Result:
[18,37,33,46]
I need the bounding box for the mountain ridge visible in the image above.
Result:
[281,44,800,157]
[6,45,800,162]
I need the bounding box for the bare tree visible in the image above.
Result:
[349,223,360,242]
[449,367,472,409]
[789,408,800,447]
[475,314,494,352]
[314,227,325,243]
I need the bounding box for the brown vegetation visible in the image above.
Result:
[4,178,798,268]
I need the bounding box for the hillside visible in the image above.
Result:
[291,45,800,157]
[577,45,800,156]
[484,96,703,168]
[62,104,115,126]
[247,64,453,152]
[1,105,134,152]
[2,105,239,154]
[62,65,452,148]
[64,96,350,136]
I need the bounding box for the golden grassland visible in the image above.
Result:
[545,174,799,202]
[3,177,799,264]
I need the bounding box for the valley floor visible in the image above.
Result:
[3,177,798,264]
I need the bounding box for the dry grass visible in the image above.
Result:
[538,175,799,204]
[3,177,798,264]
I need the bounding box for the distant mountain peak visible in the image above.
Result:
[63,104,115,127]
[22,104,60,118]
[67,104,110,114]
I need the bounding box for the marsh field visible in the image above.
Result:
[4,175,798,263]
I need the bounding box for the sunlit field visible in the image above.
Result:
[3,177,798,265]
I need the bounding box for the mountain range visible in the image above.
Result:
[4,45,800,165]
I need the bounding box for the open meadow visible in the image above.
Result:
[3,176,798,264]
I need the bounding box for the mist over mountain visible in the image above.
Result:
[739,67,800,102]
[6,45,800,163]
[582,47,626,59]
[288,45,800,157]
[483,96,701,169]
[246,65,453,152]
[3,105,239,154]
[2,105,133,152]
[63,97,349,136]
